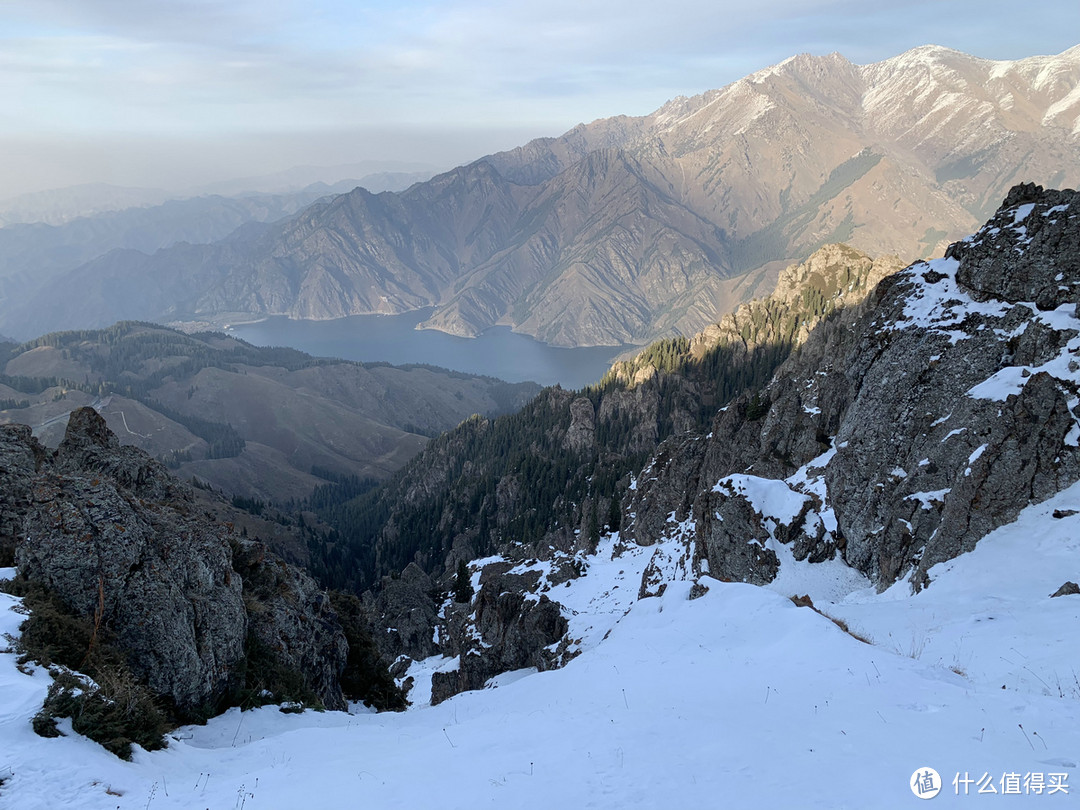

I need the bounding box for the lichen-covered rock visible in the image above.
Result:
[15,409,246,710]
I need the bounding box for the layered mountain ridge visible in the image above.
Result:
[0,186,1077,770]
[5,45,1078,346]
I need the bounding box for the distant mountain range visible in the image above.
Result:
[3,44,1078,346]
[0,163,436,226]
[0,172,434,340]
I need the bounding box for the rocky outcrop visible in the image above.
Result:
[950,183,1080,309]
[562,397,597,452]
[14,409,246,710]
[361,554,577,706]
[1051,581,1080,597]
[6,407,383,714]
[625,185,1080,593]
[362,563,440,664]
[430,564,569,705]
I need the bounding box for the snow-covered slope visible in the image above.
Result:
[3,475,1078,808]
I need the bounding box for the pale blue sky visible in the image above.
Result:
[1,0,1076,196]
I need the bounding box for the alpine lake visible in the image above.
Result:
[227,309,632,390]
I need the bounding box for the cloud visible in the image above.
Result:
[0,0,1076,194]
[4,0,287,48]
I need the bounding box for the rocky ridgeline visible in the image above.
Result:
[625,184,1080,592]
[1,407,383,714]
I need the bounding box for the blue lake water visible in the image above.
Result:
[227,310,631,389]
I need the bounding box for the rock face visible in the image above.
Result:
[361,554,577,706]
[233,540,349,711]
[625,185,1080,593]
[951,183,1080,310]
[13,409,246,710]
[562,397,597,452]
[5,407,369,713]
[362,563,441,664]
[0,424,47,566]
[430,561,570,705]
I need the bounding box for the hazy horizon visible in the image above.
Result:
[2,0,1077,199]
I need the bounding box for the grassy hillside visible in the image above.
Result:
[0,322,539,502]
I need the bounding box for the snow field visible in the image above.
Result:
[1,481,1079,808]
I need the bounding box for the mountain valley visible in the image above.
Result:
[0,31,1078,809]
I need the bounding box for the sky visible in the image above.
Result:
[1,0,1077,198]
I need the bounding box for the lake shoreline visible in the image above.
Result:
[227,312,632,389]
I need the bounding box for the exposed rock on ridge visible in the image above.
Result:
[3,407,382,713]
[11,409,247,710]
[625,185,1080,593]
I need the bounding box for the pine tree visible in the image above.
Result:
[607,494,621,532]
[452,559,474,603]
[587,503,600,554]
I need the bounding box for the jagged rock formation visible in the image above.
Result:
[361,554,578,706]
[3,407,394,713]
[625,184,1080,592]
[10,410,246,710]
[9,46,1079,346]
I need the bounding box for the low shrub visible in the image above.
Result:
[1,576,170,759]
[35,668,169,760]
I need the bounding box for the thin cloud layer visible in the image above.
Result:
[0,0,1076,195]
